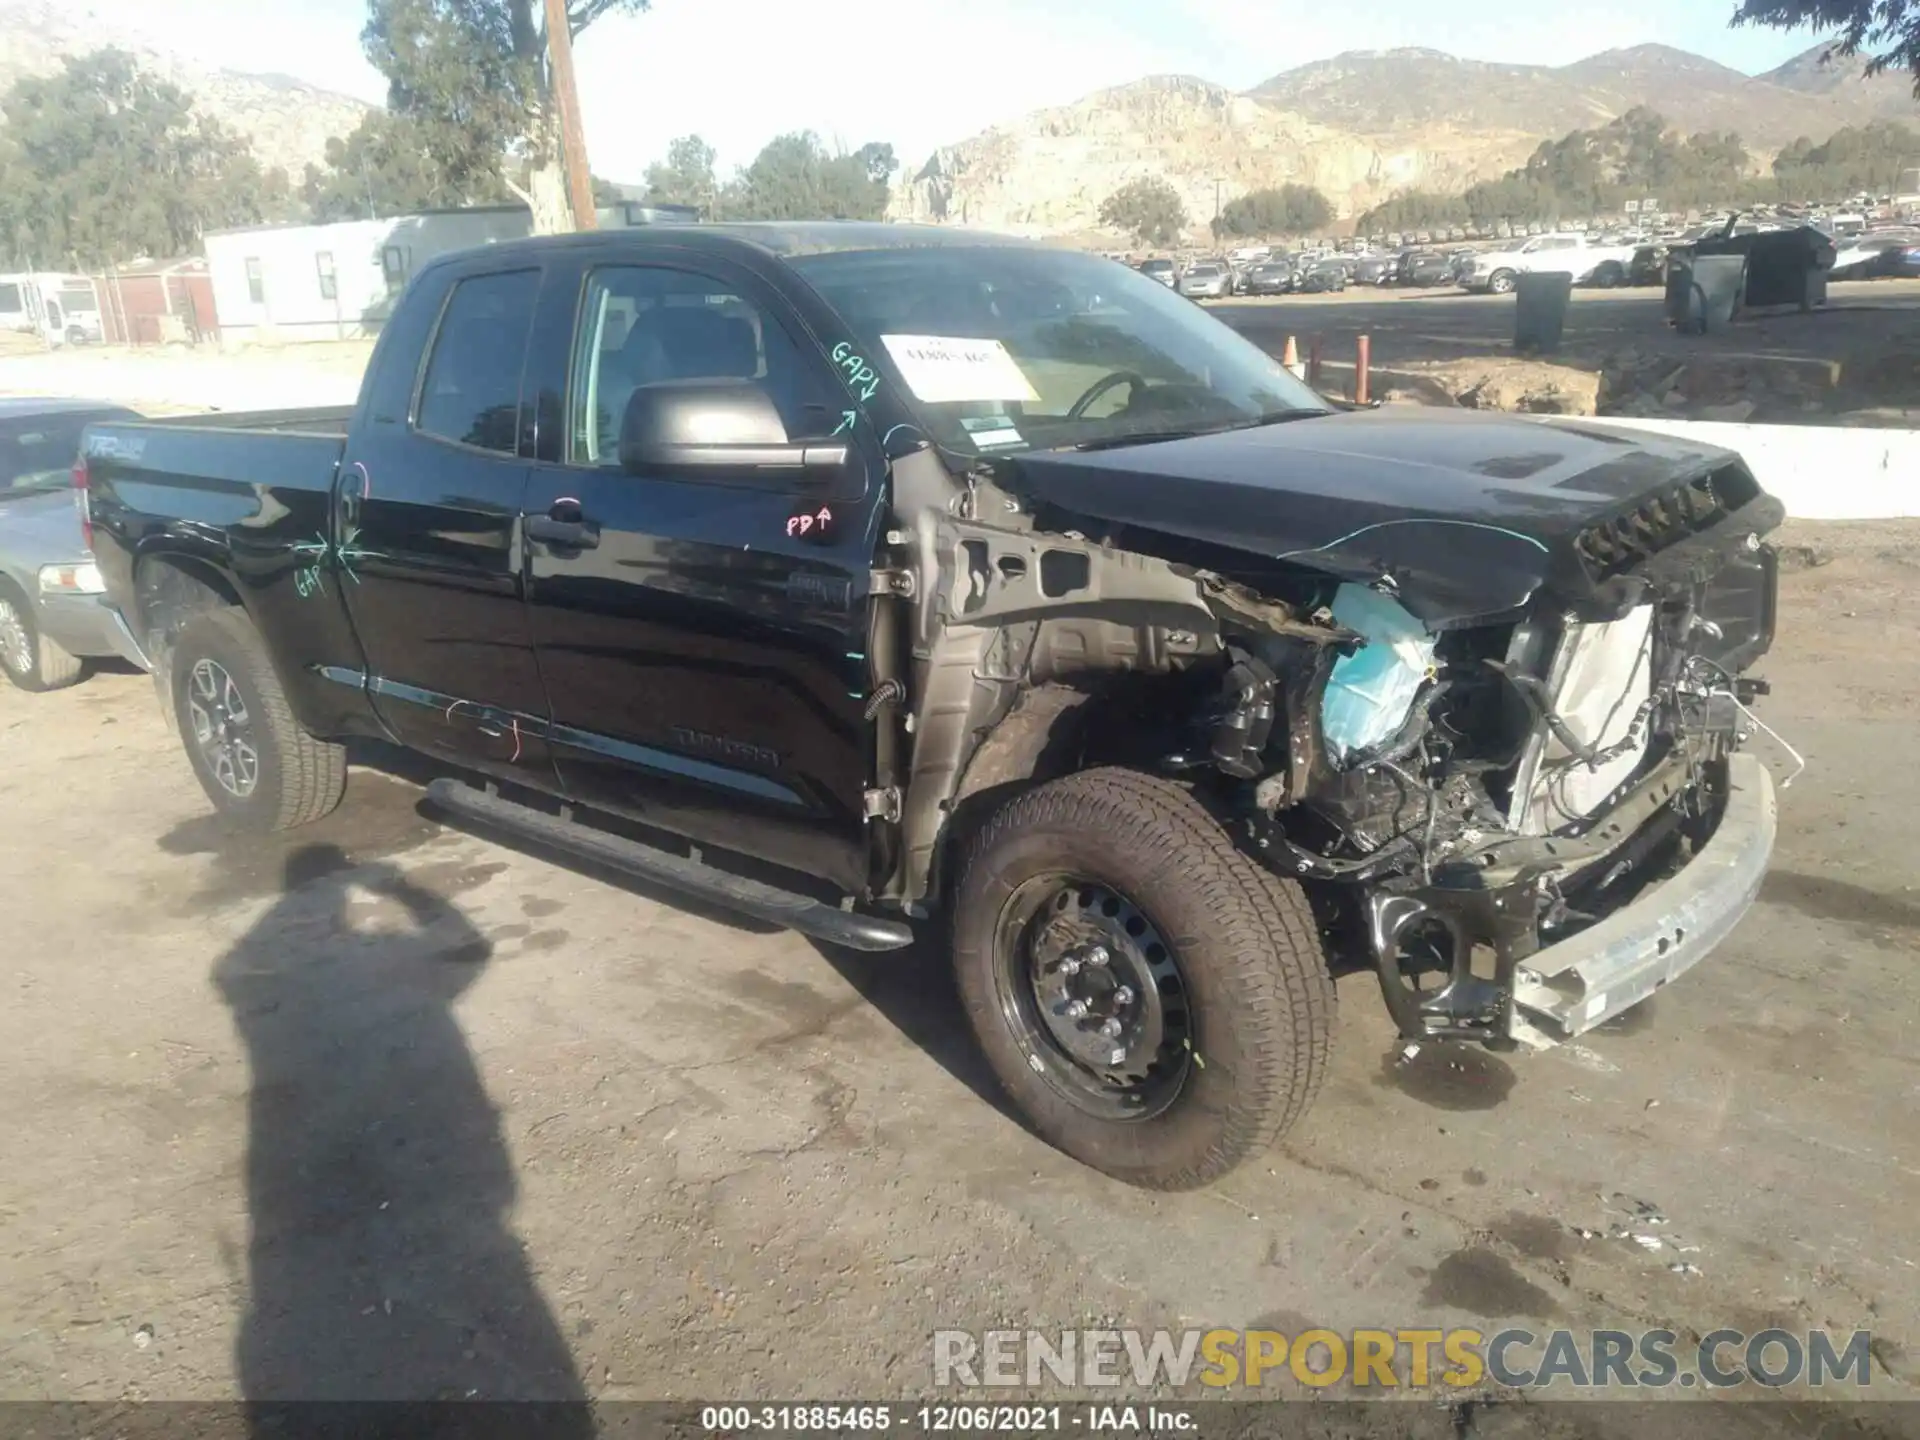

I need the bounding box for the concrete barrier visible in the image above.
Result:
[1541,417,1920,520]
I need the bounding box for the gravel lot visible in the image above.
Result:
[1,521,1916,1427]
[1209,279,1920,423]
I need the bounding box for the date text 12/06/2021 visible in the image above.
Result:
[698,1405,1193,1433]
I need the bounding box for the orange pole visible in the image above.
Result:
[1355,334,1371,405]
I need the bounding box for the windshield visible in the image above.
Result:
[787,245,1328,455]
[0,416,93,496]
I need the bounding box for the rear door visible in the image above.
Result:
[518,248,884,893]
[334,260,556,780]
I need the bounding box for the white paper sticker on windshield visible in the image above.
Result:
[880,335,1039,404]
[961,415,1027,450]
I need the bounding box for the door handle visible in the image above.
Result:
[526,499,599,549]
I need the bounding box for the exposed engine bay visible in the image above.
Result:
[881,414,1788,1052]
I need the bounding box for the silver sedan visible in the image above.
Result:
[0,399,148,691]
[1176,262,1232,299]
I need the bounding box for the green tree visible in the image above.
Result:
[360,0,653,233]
[643,133,718,213]
[1354,191,1471,235]
[1772,119,1920,195]
[0,49,294,269]
[303,108,504,221]
[1733,0,1920,92]
[1213,184,1333,238]
[718,131,892,220]
[1098,176,1187,247]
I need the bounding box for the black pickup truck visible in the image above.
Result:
[84,222,1783,1189]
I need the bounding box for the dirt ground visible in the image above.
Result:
[1212,279,1920,425]
[0,520,1916,1428]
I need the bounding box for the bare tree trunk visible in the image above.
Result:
[504,104,575,235]
[524,160,573,234]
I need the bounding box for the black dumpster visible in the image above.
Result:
[1665,252,1746,334]
[1686,223,1835,310]
[1513,271,1572,354]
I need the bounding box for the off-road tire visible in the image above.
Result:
[951,767,1335,1190]
[0,581,85,692]
[171,607,346,830]
[1487,269,1517,295]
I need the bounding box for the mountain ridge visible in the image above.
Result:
[0,0,372,178]
[892,40,1917,237]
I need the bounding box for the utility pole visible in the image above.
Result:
[543,0,598,231]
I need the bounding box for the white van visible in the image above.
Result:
[0,274,104,345]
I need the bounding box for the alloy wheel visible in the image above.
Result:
[185,658,260,798]
[0,598,32,677]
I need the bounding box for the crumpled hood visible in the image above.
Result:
[0,488,89,574]
[1009,407,1772,625]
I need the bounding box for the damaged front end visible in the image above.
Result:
[1197,460,1787,1048]
[889,422,1787,1053]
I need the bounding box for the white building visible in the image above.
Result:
[204,202,705,345]
[203,206,535,345]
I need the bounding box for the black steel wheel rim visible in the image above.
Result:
[991,874,1194,1122]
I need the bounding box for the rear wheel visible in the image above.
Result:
[171,607,346,830]
[1591,261,1625,288]
[0,583,84,692]
[951,767,1335,1190]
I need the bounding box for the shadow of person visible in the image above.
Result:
[216,843,589,1423]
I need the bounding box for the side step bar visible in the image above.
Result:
[424,779,916,953]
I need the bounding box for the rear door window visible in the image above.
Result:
[415,270,540,455]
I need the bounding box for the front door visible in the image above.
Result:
[335,263,556,780]
[520,256,882,893]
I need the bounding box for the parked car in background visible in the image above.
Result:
[1457,233,1638,294]
[0,399,147,690]
[1829,230,1920,279]
[1241,259,1295,295]
[1177,261,1232,299]
[1398,251,1456,286]
[1137,258,1178,288]
[1295,258,1349,292]
[1352,254,1397,286]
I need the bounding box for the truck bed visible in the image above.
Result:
[142,406,356,437]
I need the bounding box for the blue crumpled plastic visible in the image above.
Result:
[1319,583,1438,765]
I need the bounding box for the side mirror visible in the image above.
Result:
[619,379,851,487]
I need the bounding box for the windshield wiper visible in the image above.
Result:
[1067,408,1327,453]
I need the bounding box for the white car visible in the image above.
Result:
[1456,234,1640,294]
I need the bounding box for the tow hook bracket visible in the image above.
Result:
[863,786,903,824]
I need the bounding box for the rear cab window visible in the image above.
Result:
[414,269,541,454]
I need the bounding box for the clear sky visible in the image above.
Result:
[78,0,1834,181]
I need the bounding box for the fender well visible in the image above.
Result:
[898,506,1229,907]
[134,553,242,733]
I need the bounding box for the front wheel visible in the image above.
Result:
[171,607,347,830]
[0,583,84,692]
[1487,269,1517,295]
[951,768,1335,1190]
